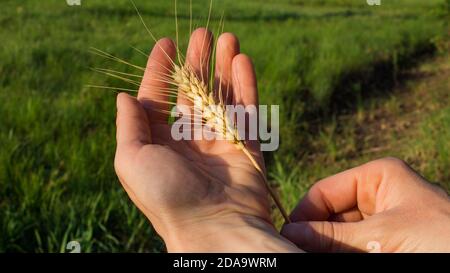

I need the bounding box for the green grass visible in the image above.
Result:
[417,107,450,182]
[0,0,448,252]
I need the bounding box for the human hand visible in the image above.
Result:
[281,157,450,252]
[114,28,298,252]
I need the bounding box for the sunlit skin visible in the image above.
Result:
[115,28,450,253]
[282,157,450,252]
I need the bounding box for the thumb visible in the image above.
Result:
[281,221,371,252]
[116,92,151,151]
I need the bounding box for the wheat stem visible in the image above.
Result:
[239,143,291,223]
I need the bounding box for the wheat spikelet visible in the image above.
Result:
[171,62,291,223]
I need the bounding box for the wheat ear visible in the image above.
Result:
[172,63,291,224]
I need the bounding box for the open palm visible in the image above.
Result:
[114,29,297,252]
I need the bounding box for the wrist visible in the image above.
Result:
[162,213,301,252]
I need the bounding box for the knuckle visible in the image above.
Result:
[376,157,409,170]
[430,183,450,199]
[319,222,344,252]
[330,223,345,252]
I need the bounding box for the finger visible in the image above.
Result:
[328,207,364,222]
[138,38,176,123]
[214,32,240,105]
[281,221,369,252]
[290,161,379,222]
[177,28,213,108]
[289,157,415,222]
[232,54,258,107]
[232,54,260,152]
[116,93,151,155]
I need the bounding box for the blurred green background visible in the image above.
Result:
[0,0,449,252]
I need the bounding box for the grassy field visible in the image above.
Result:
[0,0,448,252]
